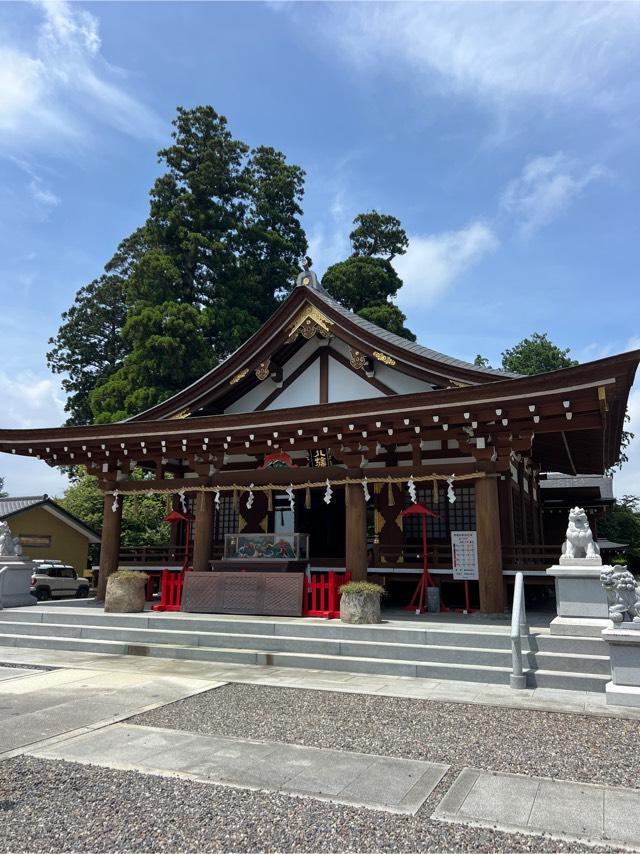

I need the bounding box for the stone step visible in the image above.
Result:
[0,626,609,691]
[0,620,610,674]
[0,609,605,654]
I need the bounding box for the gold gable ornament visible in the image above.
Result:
[230,368,250,385]
[287,305,333,341]
[373,351,396,366]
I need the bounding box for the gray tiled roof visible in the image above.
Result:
[312,284,520,380]
[0,495,48,518]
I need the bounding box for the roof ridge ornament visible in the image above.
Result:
[296,255,320,290]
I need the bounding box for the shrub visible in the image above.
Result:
[110,570,149,582]
[339,581,385,596]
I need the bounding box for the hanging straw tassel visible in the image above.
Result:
[387,480,395,507]
[267,489,273,512]
[232,488,239,513]
[165,494,172,514]
[432,478,440,504]
[133,493,139,515]
[305,486,311,510]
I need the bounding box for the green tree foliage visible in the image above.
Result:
[473,354,492,368]
[501,332,578,375]
[49,106,307,424]
[58,468,170,548]
[349,211,409,261]
[599,496,640,567]
[47,275,129,425]
[322,211,414,341]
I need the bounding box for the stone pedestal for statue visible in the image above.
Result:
[546,507,609,637]
[599,567,640,707]
[602,628,640,707]
[0,556,37,608]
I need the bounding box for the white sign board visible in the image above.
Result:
[451,530,479,581]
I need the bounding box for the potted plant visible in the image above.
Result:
[339,581,384,624]
[105,571,149,613]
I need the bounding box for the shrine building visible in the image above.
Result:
[0,267,637,614]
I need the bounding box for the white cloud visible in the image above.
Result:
[29,177,60,209]
[307,189,352,276]
[314,3,640,111]
[501,153,607,236]
[0,369,70,497]
[393,221,498,309]
[0,0,162,153]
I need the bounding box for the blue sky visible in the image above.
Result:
[1,1,639,497]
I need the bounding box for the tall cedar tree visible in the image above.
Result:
[49,106,307,424]
[322,211,415,341]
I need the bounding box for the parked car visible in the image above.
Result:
[30,561,90,601]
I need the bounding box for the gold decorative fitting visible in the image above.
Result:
[255,359,271,381]
[230,368,249,385]
[350,349,368,371]
[302,276,311,286]
[169,409,191,420]
[287,305,333,340]
[447,379,469,388]
[373,351,396,366]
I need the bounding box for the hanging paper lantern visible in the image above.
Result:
[362,477,371,503]
[324,479,333,505]
[447,474,456,504]
[407,475,417,504]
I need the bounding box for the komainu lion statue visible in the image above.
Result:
[601,567,640,626]
[0,520,22,557]
[561,506,600,560]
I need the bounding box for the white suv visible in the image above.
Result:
[30,562,90,601]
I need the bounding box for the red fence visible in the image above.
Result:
[151,570,184,612]
[302,571,351,619]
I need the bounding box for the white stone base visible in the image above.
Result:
[546,564,609,619]
[558,555,602,567]
[605,682,640,708]
[0,556,37,608]
[550,616,610,637]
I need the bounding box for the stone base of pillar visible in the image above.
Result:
[549,615,610,637]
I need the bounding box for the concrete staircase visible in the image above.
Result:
[0,606,611,692]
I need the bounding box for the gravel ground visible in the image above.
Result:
[0,662,55,671]
[131,682,640,789]
[0,755,614,853]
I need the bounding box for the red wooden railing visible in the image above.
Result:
[302,571,351,619]
[151,569,184,612]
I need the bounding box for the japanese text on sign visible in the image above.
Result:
[451,530,479,580]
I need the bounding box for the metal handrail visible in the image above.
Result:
[0,566,7,611]
[510,571,528,689]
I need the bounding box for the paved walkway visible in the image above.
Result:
[435,768,640,850]
[1,643,639,719]
[0,662,225,758]
[30,722,448,814]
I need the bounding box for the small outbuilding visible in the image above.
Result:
[0,495,100,577]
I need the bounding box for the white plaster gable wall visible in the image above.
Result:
[265,360,321,410]
[374,363,435,395]
[224,338,324,414]
[328,357,385,403]
[224,379,275,414]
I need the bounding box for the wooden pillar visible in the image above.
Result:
[345,482,368,581]
[96,492,123,602]
[476,476,505,613]
[192,491,215,572]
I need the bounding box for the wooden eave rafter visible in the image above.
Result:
[2,350,637,475]
[124,286,516,423]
